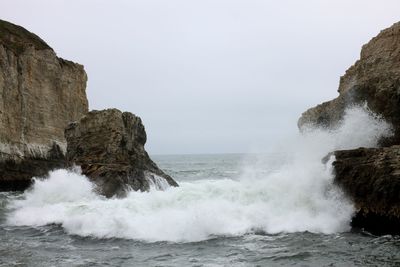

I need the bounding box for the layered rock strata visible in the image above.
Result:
[65,109,178,197]
[0,20,88,190]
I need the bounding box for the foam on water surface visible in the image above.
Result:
[5,106,393,242]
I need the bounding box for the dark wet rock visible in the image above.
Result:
[333,146,400,234]
[65,109,178,198]
[0,143,66,191]
[0,20,88,190]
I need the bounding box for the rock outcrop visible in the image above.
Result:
[298,22,400,145]
[299,22,400,234]
[0,20,176,195]
[333,147,400,234]
[0,20,88,190]
[65,109,178,197]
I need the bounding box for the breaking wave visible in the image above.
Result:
[5,106,392,242]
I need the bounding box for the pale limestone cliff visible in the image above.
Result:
[0,20,88,189]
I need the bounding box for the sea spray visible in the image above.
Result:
[6,106,393,242]
[145,171,172,190]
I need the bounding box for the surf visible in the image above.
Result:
[5,106,392,242]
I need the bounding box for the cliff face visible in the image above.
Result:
[333,147,400,234]
[0,20,88,189]
[299,22,400,145]
[0,20,176,195]
[65,109,178,197]
[299,22,400,234]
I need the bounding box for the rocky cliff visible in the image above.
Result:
[0,20,177,195]
[333,147,400,234]
[0,20,88,190]
[298,22,400,145]
[65,109,178,197]
[299,22,400,234]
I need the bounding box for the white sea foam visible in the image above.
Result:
[145,171,171,190]
[6,106,393,242]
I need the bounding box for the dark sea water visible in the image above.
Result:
[2,107,400,266]
[0,153,399,267]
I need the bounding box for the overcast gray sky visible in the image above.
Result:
[1,1,400,154]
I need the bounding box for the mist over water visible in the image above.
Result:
[5,106,393,243]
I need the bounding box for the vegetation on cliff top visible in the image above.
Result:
[0,19,52,54]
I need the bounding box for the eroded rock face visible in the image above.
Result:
[299,22,400,145]
[298,22,400,234]
[0,20,88,189]
[65,109,178,197]
[299,21,400,234]
[333,147,400,234]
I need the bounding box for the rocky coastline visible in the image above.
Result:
[2,18,400,234]
[0,19,178,197]
[300,22,400,234]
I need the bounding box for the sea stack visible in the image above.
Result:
[0,19,178,195]
[65,109,178,197]
[0,19,88,190]
[298,22,400,234]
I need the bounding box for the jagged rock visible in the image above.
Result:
[298,22,400,145]
[0,20,88,190]
[0,20,177,195]
[299,21,400,234]
[333,146,400,234]
[65,109,178,197]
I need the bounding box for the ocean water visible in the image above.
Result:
[1,106,400,266]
